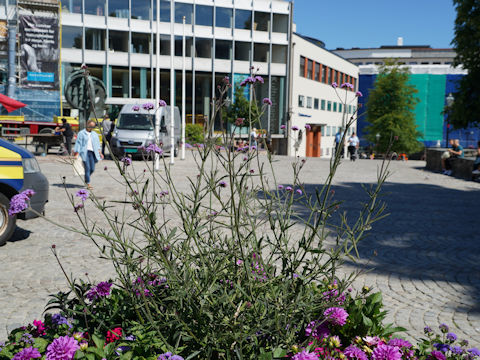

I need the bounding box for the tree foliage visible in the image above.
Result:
[450,0,480,129]
[364,62,422,154]
[223,85,259,126]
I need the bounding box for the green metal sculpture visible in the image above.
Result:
[64,66,106,130]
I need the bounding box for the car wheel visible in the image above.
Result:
[0,193,16,246]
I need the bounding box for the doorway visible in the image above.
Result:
[306,125,322,157]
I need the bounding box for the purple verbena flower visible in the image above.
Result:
[121,157,132,166]
[75,189,89,202]
[305,124,311,130]
[9,189,35,216]
[372,345,402,360]
[132,105,140,111]
[159,100,167,107]
[285,186,293,192]
[356,91,363,97]
[13,347,41,360]
[292,126,299,131]
[344,345,368,360]
[218,181,227,188]
[46,336,79,360]
[263,97,272,106]
[331,82,338,88]
[296,189,303,195]
[146,143,163,154]
[278,185,284,190]
[73,203,84,212]
[291,350,319,360]
[323,307,349,326]
[86,281,113,301]
[142,102,155,111]
[255,76,264,84]
[280,124,286,129]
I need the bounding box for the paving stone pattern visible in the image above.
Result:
[1,153,479,345]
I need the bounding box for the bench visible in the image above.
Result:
[426,148,479,181]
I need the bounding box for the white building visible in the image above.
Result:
[288,33,359,158]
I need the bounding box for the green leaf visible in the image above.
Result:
[91,334,105,351]
[33,337,49,352]
[273,347,287,358]
[362,314,373,327]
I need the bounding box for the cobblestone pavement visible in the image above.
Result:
[1,152,479,344]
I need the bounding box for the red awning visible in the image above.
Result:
[0,94,27,113]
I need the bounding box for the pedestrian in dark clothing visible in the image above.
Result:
[58,118,74,155]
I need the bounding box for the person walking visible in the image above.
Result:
[250,127,258,149]
[348,132,360,161]
[57,118,74,155]
[74,120,103,189]
[101,114,113,158]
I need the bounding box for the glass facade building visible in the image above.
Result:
[60,0,292,134]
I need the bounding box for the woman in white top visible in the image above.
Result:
[348,132,360,161]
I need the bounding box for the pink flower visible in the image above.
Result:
[46,336,80,360]
[292,350,320,360]
[356,91,363,97]
[33,320,46,336]
[263,98,272,106]
[344,345,368,360]
[429,351,446,360]
[372,345,402,360]
[323,307,348,326]
[364,336,381,346]
[280,125,286,129]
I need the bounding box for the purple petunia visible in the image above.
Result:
[356,91,363,97]
[75,189,89,202]
[146,143,163,154]
[388,338,412,348]
[292,126,299,131]
[86,281,113,301]
[344,345,368,360]
[291,350,319,360]
[12,347,41,360]
[46,336,79,360]
[142,102,155,111]
[323,307,348,326]
[9,189,35,216]
[429,350,446,360]
[132,105,140,111]
[159,100,167,107]
[372,345,402,360]
[263,97,272,106]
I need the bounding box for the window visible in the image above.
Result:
[131,32,150,54]
[314,98,319,110]
[235,9,252,30]
[62,0,82,14]
[327,101,331,111]
[352,106,356,114]
[174,36,193,57]
[333,102,337,112]
[272,45,287,64]
[321,99,326,110]
[409,62,418,65]
[307,60,313,79]
[153,0,170,22]
[196,5,213,26]
[85,0,104,15]
[348,105,352,114]
[326,126,331,136]
[338,103,342,113]
[109,0,128,18]
[216,7,232,28]
[109,30,128,52]
[159,35,170,55]
[272,13,288,33]
[175,2,193,24]
[62,26,82,49]
[85,28,105,50]
[235,42,250,61]
[111,66,129,98]
[254,43,269,62]
[298,95,305,107]
[131,0,150,20]
[254,11,270,32]
[195,38,212,58]
[215,40,232,60]
[306,97,312,109]
[300,56,305,77]
[314,63,320,81]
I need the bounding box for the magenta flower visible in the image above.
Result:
[146,143,163,154]
[236,259,243,265]
[285,186,293,192]
[280,124,286,129]
[263,98,272,106]
[372,345,402,360]
[218,181,227,188]
[291,126,299,131]
[278,185,284,190]
[323,307,348,326]
[46,336,80,360]
[331,82,338,88]
[9,189,35,216]
[159,100,167,107]
[305,124,311,130]
[12,347,41,360]
[142,102,155,111]
[356,91,363,97]
[291,350,319,360]
[240,76,256,87]
[75,189,89,202]
[429,351,446,360]
[73,203,84,212]
[296,189,303,195]
[132,105,140,111]
[344,345,368,360]
[388,338,412,348]
[235,118,245,126]
[86,281,113,301]
[305,321,330,340]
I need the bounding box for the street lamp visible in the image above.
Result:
[445,93,454,148]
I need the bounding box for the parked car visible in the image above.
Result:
[110,104,181,158]
[0,138,49,245]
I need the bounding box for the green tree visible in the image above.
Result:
[223,85,259,127]
[449,0,480,129]
[365,62,422,154]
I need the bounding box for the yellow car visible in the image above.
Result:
[0,138,49,245]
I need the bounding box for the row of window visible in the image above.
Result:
[63,26,288,63]
[353,61,453,66]
[300,56,356,91]
[63,0,289,33]
[298,95,356,114]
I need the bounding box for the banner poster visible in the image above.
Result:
[19,15,59,90]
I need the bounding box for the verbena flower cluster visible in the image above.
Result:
[8,189,35,216]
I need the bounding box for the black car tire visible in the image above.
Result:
[0,193,16,246]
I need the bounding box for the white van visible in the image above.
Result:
[110,104,181,158]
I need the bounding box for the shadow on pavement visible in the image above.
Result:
[50,183,84,189]
[8,226,32,242]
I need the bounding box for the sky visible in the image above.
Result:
[293,0,456,50]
